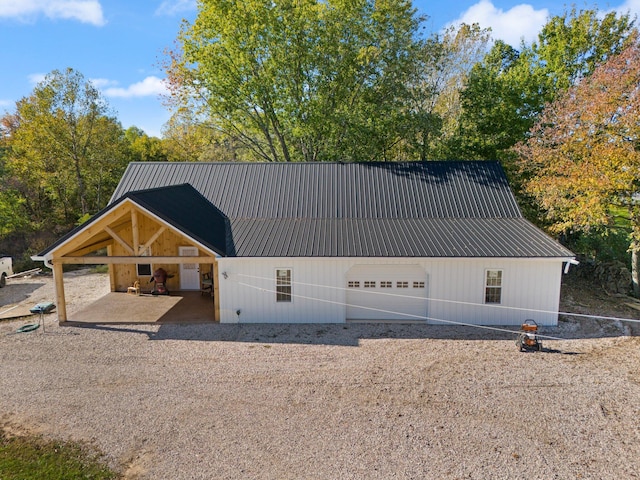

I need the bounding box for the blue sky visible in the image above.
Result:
[1,0,638,138]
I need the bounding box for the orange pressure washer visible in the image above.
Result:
[516,319,542,352]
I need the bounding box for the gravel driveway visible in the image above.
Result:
[1,272,639,479]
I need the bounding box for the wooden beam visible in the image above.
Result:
[142,225,166,251]
[213,259,220,322]
[104,226,135,255]
[131,209,140,255]
[67,238,114,257]
[52,202,132,257]
[52,263,67,323]
[53,256,216,265]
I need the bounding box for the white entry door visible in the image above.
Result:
[179,246,200,290]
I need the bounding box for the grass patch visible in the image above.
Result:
[89,264,109,274]
[0,430,118,480]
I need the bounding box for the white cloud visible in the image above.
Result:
[0,99,12,108]
[447,0,549,47]
[0,0,105,26]
[155,0,196,16]
[612,0,640,18]
[89,77,118,89]
[104,76,169,98]
[27,73,46,85]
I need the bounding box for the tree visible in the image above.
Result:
[125,126,168,162]
[532,7,634,92]
[161,108,241,162]
[166,0,422,162]
[0,118,27,236]
[515,36,640,294]
[4,68,128,229]
[453,8,635,161]
[404,23,491,160]
[450,40,531,160]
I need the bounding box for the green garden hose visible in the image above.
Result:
[16,323,40,333]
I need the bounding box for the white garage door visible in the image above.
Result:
[346,264,428,321]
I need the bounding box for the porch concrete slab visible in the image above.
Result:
[69,291,215,324]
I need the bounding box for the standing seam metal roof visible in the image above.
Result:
[108,161,574,258]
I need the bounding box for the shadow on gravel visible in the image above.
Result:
[0,282,47,307]
[540,348,583,355]
[66,321,629,348]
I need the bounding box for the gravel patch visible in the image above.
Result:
[1,271,639,479]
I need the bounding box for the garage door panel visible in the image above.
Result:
[346,265,428,321]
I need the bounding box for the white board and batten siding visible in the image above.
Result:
[216,258,344,324]
[216,257,566,326]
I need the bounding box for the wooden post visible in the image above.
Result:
[213,259,221,322]
[52,262,67,323]
[131,209,140,255]
[107,245,116,292]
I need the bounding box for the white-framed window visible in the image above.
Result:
[413,281,425,288]
[348,281,360,288]
[485,270,503,304]
[136,246,152,277]
[364,281,376,288]
[380,281,392,288]
[397,281,408,288]
[276,268,292,302]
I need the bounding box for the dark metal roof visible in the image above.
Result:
[126,184,229,256]
[100,161,573,258]
[111,161,522,219]
[228,218,572,257]
[38,184,228,257]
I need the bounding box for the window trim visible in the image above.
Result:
[484,269,503,304]
[276,268,292,303]
[136,246,152,277]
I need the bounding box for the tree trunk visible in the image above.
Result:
[632,249,639,298]
[74,155,87,215]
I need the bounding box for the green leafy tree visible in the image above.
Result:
[166,0,422,162]
[125,126,168,162]
[515,37,640,294]
[453,41,542,160]
[533,7,634,92]
[5,68,128,229]
[453,8,635,161]
[405,23,490,160]
[161,108,241,162]
[0,118,27,236]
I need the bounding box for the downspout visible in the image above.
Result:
[213,257,221,322]
[44,256,54,270]
[32,254,67,323]
[564,258,579,274]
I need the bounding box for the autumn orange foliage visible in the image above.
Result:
[517,34,640,237]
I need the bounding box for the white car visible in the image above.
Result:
[0,255,13,288]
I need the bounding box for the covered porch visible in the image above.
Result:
[69,291,215,324]
[34,185,228,324]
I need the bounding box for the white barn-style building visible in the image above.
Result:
[35,161,574,325]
